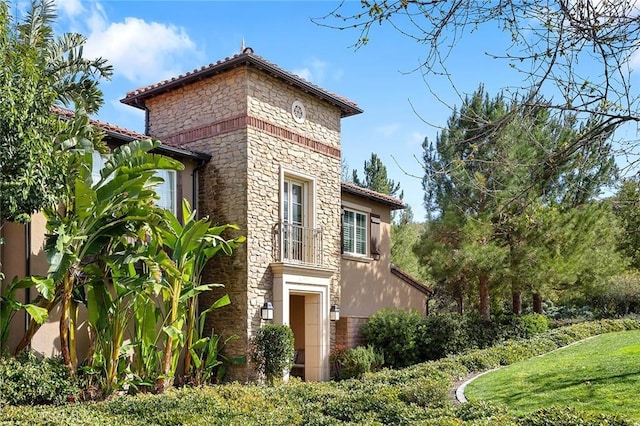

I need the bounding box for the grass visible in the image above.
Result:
[465,329,640,421]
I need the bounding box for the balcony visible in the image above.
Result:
[272,222,324,266]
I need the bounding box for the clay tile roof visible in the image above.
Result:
[390,264,433,296]
[51,106,210,161]
[121,49,363,118]
[341,182,405,210]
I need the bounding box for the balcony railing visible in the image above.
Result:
[272,222,324,266]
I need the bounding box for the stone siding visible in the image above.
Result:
[246,68,341,149]
[145,63,344,382]
[147,67,248,139]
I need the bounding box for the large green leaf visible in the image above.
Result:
[24,304,48,324]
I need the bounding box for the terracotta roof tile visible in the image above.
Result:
[341,182,405,209]
[52,106,210,160]
[121,49,363,117]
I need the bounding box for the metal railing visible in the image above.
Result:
[273,222,324,266]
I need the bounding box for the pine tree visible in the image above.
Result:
[418,85,619,318]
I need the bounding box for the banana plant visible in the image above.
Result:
[188,298,238,385]
[0,275,53,352]
[43,139,183,373]
[84,246,156,395]
[153,199,244,392]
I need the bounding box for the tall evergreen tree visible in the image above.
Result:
[612,178,640,270]
[352,153,402,198]
[418,85,618,318]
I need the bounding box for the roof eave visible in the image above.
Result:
[103,130,211,162]
[121,54,363,118]
[341,185,405,210]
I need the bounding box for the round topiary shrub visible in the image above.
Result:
[250,324,295,385]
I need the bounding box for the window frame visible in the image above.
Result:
[342,207,369,257]
[155,169,178,215]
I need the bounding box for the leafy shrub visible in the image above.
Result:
[334,345,383,380]
[418,314,467,360]
[455,400,509,421]
[249,324,295,385]
[515,313,550,337]
[398,376,451,409]
[0,351,80,405]
[361,308,422,367]
[1,319,639,424]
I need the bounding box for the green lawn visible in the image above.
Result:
[465,329,640,421]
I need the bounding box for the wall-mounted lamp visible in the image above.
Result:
[261,302,274,321]
[330,304,340,322]
[372,253,381,261]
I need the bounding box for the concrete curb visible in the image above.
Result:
[455,369,498,403]
[454,335,598,403]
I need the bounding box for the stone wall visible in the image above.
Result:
[145,62,344,382]
[146,67,248,138]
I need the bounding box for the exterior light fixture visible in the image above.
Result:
[260,302,274,321]
[329,304,340,322]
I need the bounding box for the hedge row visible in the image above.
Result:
[1,319,638,425]
[362,309,550,368]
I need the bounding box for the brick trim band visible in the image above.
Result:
[164,115,340,159]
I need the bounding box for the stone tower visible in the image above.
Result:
[122,49,362,381]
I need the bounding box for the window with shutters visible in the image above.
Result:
[342,208,368,256]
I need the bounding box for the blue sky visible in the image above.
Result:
[49,0,638,220]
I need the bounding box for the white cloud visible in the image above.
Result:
[80,2,201,84]
[375,123,401,138]
[55,0,85,18]
[408,131,426,147]
[293,57,328,84]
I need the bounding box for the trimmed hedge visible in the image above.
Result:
[363,309,551,368]
[1,319,638,425]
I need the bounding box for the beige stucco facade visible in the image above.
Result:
[338,191,430,349]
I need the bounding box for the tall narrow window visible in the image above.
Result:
[342,208,368,256]
[283,178,305,261]
[156,169,177,214]
[91,151,108,185]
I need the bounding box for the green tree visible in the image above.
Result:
[419,85,618,317]
[351,152,424,276]
[390,205,422,277]
[612,178,640,270]
[0,0,111,225]
[352,153,402,198]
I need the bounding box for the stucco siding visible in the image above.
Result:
[340,193,427,319]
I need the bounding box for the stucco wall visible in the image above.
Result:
[340,193,427,319]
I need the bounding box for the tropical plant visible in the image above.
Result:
[0,276,53,352]
[14,139,183,371]
[0,0,111,225]
[153,199,244,392]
